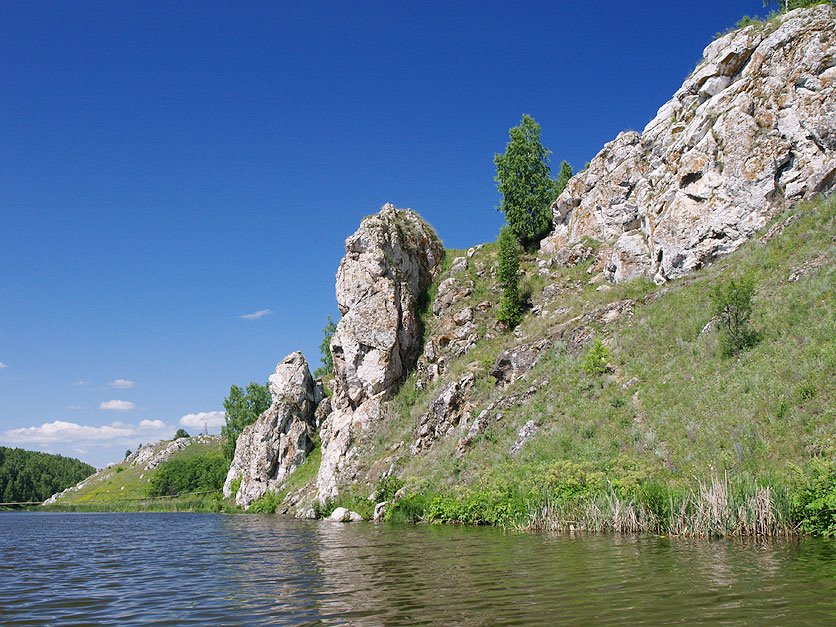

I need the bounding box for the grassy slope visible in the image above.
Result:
[41,436,234,512]
[327,195,834,534]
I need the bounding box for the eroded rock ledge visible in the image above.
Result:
[541,6,835,282]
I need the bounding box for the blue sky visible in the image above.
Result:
[0,1,773,467]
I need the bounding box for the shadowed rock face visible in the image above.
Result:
[317,204,444,500]
[223,352,319,508]
[541,6,835,283]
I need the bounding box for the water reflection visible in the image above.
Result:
[1,513,833,625]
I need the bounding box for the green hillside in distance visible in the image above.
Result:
[0,447,95,504]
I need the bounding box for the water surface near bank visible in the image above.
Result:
[1,512,833,624]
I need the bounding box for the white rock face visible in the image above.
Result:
[316,204,444,500]
[223,352,318,509]
[541,6,835,282]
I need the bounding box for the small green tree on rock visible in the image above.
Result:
[494,114,557,247]
[555,160,573,198]
[497,225,523,328]
[221,382,271,459]
[174,428,190,440]
[582,338,611,376]
[710,275,759,357]
[314,316,338,379]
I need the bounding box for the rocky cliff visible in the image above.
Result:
[541,6,835,282]
[223,352,321,508]
[316,204,444,500]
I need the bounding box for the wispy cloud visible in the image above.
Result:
[180,411,226,428]
[109,378,136,389]
[100,400,135,411]
[139,419,166,429]
[68,404,83,410]
[73,379,90,386]
[240,308,272,320]
[0,362,8,369]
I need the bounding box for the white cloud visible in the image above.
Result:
[2,420,136,445]
[100,400,136,411]
[73,379,90,386]
[0,362,8,369]
[180,411,226,428]
[68,404,83,410]
[109,378,136,389]
[139,419,166,430]
[240,308,272,320]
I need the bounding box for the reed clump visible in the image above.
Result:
[525,472,793,538]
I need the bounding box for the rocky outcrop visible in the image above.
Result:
[224,352,320,508]
[411,374,475,454]
[541,6,835,282]
[316,204,444,500]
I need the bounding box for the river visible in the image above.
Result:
[1,512,833,624]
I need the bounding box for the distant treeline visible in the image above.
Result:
[0,447,95,503]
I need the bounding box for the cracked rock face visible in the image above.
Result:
[541,6,835,282]
[223,352,319,509]
[317,204,444,500]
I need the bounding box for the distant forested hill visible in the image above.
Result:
[0,447,96,503]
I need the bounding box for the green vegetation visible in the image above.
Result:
[40,437,239,513]
[496,225,523,328]
[719,1,833,37]
[314,316,338,379]
[148,452,228,497]
[249,490,282,514]
[554,160,573,198]
[324,194,835,536]
[174,428,190,439]
[221,381,271,459]
[494,114,557,246]
[711,275,760,357]
[0,447,95,504]
[766,0,834,11]
[581,338,611,376]
[790,458,836,537]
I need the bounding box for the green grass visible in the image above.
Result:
[43,436,232,512]
[327,194,836,535]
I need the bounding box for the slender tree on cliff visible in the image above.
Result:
[555,160,573,198]
[314,316,337,379]
[494,114,556,246]
[496,225,523,328]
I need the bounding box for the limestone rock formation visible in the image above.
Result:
[541,6,835,282]
[411,374,475,454]
[317,204,444,500]
[224,352,319,508]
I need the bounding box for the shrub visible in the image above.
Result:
[249,490,281,514]
[581,339,611,376]
[374,475,405,502]
[148,453,229,497]
[710,275,759,357]
[790,459,836,537]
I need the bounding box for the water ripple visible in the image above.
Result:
[1,512,834,625]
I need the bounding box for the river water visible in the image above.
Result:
[1,512,833,625]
